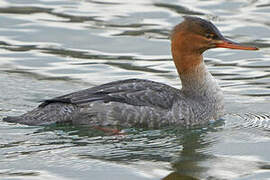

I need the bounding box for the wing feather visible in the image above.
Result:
[40,79,179,109]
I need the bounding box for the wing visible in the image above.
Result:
[40,79,180,110]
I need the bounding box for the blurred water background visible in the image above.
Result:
[0,0,270,179]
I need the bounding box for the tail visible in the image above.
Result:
[3,114,53,126]
[3,103,78,126]
[3,116,22,124]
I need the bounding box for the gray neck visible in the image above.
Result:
[180,63,222,100]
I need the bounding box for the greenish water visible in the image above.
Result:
[0,0,270,179]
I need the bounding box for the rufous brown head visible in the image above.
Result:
[171,16,258,55]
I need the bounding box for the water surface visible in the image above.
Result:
[0,0,270,179]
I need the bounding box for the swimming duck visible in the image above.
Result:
[3,16,258,128]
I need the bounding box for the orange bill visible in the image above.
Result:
[216,39,258,50]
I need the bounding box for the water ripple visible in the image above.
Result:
[0,0,270,179]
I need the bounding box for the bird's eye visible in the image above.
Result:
[205,33,214,39]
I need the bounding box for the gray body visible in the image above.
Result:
[4,64,224,128]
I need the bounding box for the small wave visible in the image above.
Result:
[231,113,270,130]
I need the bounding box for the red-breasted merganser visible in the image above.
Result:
[4,16,258,128]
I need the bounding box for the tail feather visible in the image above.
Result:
[3,115,52,126]
[3,116,22,124]
[3,103,78,126]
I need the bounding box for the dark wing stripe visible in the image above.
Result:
[39,98,73,107]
